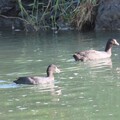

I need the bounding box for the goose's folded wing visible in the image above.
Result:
[85,50,110,60]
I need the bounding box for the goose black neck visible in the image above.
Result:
[105,42,112,52]
[47,71,54,77]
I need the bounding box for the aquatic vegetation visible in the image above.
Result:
[71,0,99,30]
[17,0,99,31]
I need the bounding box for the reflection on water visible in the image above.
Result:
[85,58,112,69]
[0,83,19,88]
[0,31,120,120]
[27,81,62,96]
[0,80,6,83]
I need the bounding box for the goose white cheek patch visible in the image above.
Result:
[55,68,61,73]
[114,39,119,46]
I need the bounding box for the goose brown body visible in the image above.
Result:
[73,38,119,61]
[13,64,60,85]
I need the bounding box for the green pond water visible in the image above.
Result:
[0,30,120,120]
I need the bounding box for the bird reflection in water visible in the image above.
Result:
[84,58,112,69]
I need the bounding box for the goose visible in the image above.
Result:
[73,38,119,61]
[13,64,60,85]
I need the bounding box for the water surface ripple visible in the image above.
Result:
[0,31,120,120]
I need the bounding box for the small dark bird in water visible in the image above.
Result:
[73,38,119,61]
[14,64,60,85]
